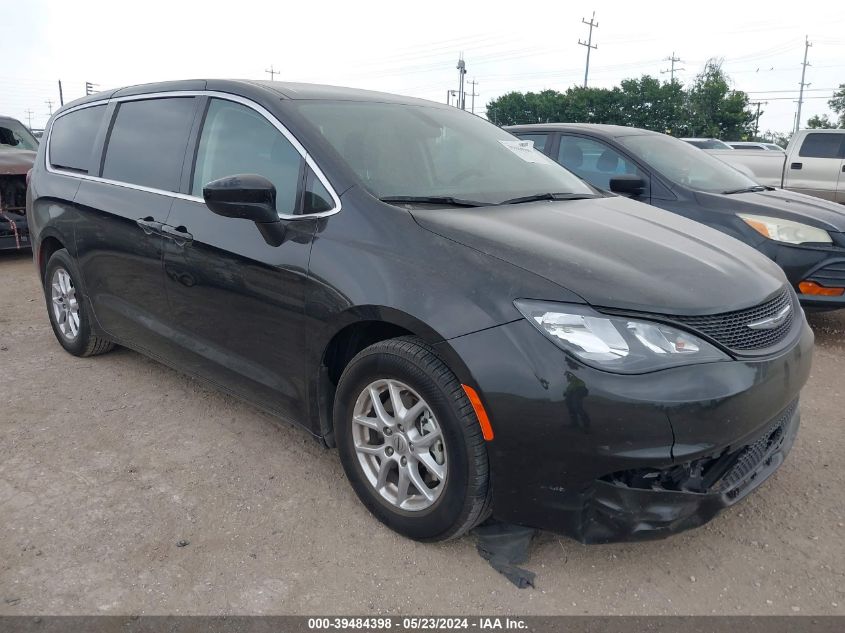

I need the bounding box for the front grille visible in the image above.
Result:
[713,399,797,499]
[667,288,794,351]
[808,261,845,288]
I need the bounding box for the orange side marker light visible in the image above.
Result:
[462,384,494,441]
[798,280,845,297]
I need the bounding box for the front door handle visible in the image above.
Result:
[161,224,193,246]
[136,217,163,235]
[790,162,803,170]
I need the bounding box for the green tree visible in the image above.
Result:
[828,84,845,127]
[807,114,837,129]
[683,59,756,139]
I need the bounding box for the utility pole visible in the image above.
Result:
[660,52,685,83]
[446,89,458,106]
[24,109,34,130]
[45,100,54,116]
[58,80,64,106]
[577,11,598,88]
[795,36,812,133]
[750,101,767,138]
[85,82,98,96]
[456,55,467,109]
[265,64,279,81]
[467,79,479,114]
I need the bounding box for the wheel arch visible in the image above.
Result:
[310,306,474,447]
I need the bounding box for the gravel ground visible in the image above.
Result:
[1,250,843,615]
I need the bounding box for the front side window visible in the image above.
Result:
[192,99,304,215]
[294,101,593,206]
[557,136,643,190]
[0,118,39,151]
[799,133,845,159]
[48,106,106,173]
[102,97,196,192]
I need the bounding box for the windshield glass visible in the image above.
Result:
[619,134,759,193]
[294,101,594,205]
[0,119,39,151]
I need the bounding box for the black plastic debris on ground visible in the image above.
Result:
[474,521,537,589]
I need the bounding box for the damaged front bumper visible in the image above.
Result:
[1,173,30,251]
[441,316,813,543]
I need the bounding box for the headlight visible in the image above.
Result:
[514,300,729,374]
[738,213,832,244]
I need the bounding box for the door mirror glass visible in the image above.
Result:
[609,174,646,197]
[203,174,279,223]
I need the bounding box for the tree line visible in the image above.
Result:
[486,58,844,139]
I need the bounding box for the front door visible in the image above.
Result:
[786,132,845,201]
[162,97,320,423]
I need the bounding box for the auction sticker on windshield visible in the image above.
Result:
[498,139,546,163]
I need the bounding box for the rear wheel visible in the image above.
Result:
[44,249,114,357]
[335,336,491,541]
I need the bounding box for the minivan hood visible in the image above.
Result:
[700,188,845,232]
[411,196,787,315]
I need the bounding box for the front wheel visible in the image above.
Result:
[334,337,491,541]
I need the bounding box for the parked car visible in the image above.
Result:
[681,137,733,149]
[728,141,785,152]
[0,115,37,251]
[29,81,812,543]
[509,123,845,310]
[705,129,845,201]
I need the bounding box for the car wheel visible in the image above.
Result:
[44,249,114,357]
[335,336,491,541]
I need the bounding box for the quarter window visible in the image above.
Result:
[557,136,643,190]
[798,133,845,159]
[102,98,196,192]
[192,99,304,215]
[49,105,107,173]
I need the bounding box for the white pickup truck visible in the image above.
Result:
[703,129,845,203]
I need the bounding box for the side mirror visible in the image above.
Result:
[203,174,287,246]
[609,174,646,197]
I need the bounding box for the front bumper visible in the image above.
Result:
[440,317,813,543]
[758,240,845,310]
[0,210,29,251]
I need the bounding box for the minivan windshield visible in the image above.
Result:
[294,101,595,205]
[619,134,761,193]
[0,118,39,151]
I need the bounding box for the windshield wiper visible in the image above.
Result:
[499,192,600,205]
[379,195,490,208]
[722,185,768,194]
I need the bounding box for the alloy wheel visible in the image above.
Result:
[351,379,447,511]
[50,267,80,341]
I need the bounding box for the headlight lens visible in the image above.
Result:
[514,300,729,373]
[738,213,832,244]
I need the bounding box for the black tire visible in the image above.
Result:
[43,248,114,357]
[335,336,491,541]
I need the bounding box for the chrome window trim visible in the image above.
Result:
[44,90,342,219]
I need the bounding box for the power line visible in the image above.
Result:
[795,35,812,132]
[577,11,598,88]
[265,65,279,81]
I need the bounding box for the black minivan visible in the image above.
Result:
[508,123,845,310]
[28,80,813,543]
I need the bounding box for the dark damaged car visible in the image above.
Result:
[1,115,37,251]
[28,81,813,543]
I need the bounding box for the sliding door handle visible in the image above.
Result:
[161,224,193,246]
[136,217,163,235]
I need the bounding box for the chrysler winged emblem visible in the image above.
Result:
[746,304,792,330]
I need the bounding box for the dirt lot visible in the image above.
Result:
[1,250,843,615]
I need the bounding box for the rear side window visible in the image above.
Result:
[102,98,196,191]
[49,105,106,173]
[798,133,845,159]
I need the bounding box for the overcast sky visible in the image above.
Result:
[2,0,844,134]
